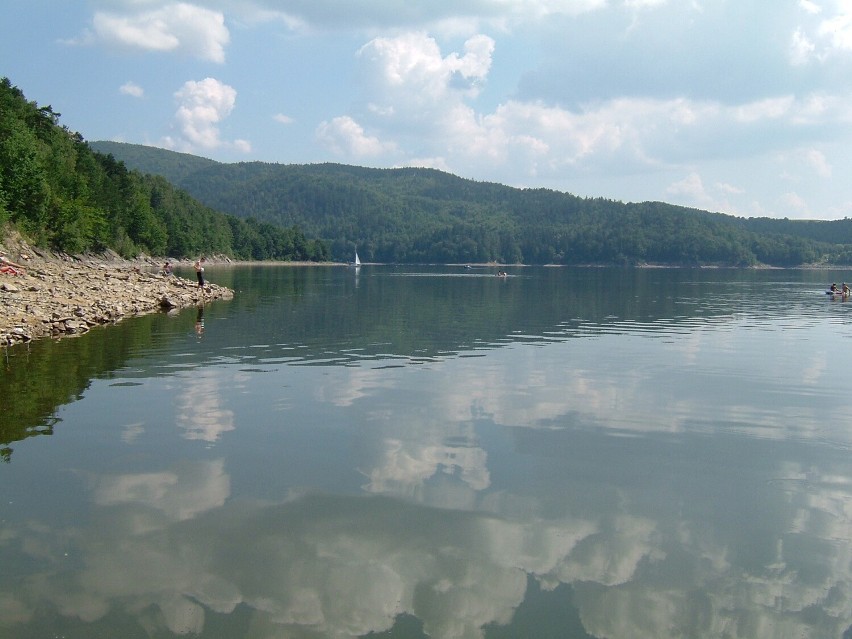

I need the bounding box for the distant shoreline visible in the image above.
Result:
[189,260,850,269]
[163,261,851,270]
[4,242,849,348]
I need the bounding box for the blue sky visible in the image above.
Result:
[4,0,852,220]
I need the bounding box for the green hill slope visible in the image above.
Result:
[90,140,220,184]
[91,141,852,267]
[0,80,327,261]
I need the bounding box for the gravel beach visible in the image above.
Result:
[0,235,233,347]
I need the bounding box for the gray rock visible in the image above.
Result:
[1,248,234,346]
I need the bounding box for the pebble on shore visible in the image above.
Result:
[0,239,233,347]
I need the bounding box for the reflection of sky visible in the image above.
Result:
[91,458,230,521]
[4,457,852,638]
[175,370,235,443]
[5,301,852,636]
[391,320,852,444]
[303,320,852,515]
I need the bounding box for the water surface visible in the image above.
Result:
[3,266,852,638]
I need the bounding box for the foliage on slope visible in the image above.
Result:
[0,79,328,261]
[92,143,849,267]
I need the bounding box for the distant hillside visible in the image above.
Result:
[90,141,852,267]
[740,216,852,245]
[90,141,220,184]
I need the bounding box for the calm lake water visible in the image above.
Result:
[3,265,852,638]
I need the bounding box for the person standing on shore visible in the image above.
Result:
[194,256,205,292]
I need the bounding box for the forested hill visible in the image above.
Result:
[90,142,220,185]
[0,79,328,261]
[90,140,852,267]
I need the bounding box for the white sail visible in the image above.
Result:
[354,251,361,266]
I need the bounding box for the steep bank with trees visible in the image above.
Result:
[0,78,328,262]
[92,141,852,267]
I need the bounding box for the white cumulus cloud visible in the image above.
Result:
[119,81,144,98]
[818,2,852,51]
[805,148,832,177]
[316,116,396,158]
[162,78,250,156]
[233,138,252,153]
[790,28,817,65]
[799,0,822,14]
[358,32,495,114]
[667,172,710,203]
[206,0,609,32]
[91,2,229,62]
[790,0,852,63]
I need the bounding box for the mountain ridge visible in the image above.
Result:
[89,140,852,267]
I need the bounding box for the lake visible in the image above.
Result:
[3,265,852,638]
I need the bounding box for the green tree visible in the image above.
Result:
[0,77,328,262]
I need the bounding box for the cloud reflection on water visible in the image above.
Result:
[3,452,852,637]
[175,370,235,443]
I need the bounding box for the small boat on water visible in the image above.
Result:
[352,250,361,268]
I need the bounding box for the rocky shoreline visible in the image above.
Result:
[1,236,233,347]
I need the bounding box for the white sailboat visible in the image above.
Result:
[354,250,361,267]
